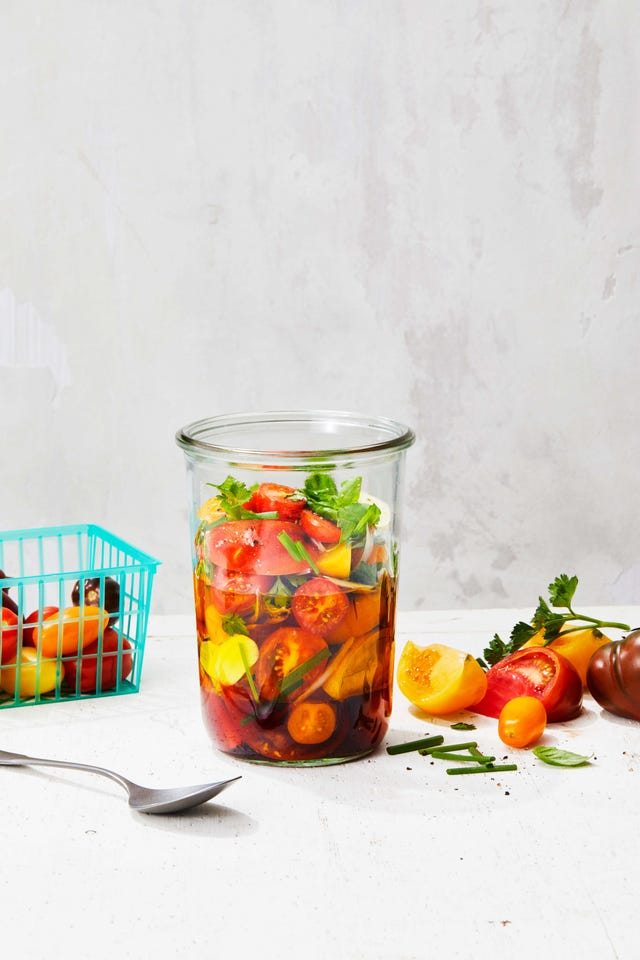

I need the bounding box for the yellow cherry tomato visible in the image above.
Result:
[0,648,62,699]
[397,641,488,715]
[498,696,547,748]
[522,626,611,687]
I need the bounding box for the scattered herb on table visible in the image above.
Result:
[450,721,476,731]
[532,746,592,767]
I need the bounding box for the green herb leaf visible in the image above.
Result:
[301,472,380,542]
[450,722,476,731]
[532,746,592,767]
[222,613,249,637]
[548,574,579,609]
[207,475,278,520]
[277,530,320,574]
[278,646,331,697]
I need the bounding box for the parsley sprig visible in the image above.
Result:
[302,473,381,542]
[479,573,631,669]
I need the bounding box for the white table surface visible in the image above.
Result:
[1,606,639,960]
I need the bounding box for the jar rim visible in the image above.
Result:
[175,409,415,461]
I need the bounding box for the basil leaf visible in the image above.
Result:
[532,746,592,767]
[450,722,476,731]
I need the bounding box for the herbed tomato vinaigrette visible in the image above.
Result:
[191,473,397,764]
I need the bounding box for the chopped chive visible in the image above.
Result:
[420,740,478,754]
[386,735,444,755]
[446,764,518,776]
[277,531,320,575]
[278,646,330,696]
[238,643,260,704]
[429,751,494,764]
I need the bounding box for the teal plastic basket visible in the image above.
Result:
[0,524,160,708]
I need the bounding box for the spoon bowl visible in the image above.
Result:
[0,749,241,814]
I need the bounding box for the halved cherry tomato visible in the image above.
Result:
[210,569,275,617]
[397,641,488,715]
[36,606,110,658]
[255,626,328,701]
[326,588,382,644]
[206,520,319,575]
[300,510,341,544]
[0,607,20,663]
[23,606,59,646]
[497,696,547,748]
[474,647,583,722]
[291,578,349,636]
[248,483,306,521]
[64,630,133,694]
[287,701,336,744]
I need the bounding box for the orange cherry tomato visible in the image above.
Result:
[23,606,59,646]
[498,696,547,748]
[36,606,109,658]
[287,701,337,744]
[397,641,488,715]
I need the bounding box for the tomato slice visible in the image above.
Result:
[249,483,306,522]
[206,520,318,575]
[474,647,583,722]
[291,578,349,636]
[287,701,336,744]
[254,626,329,701]
[0,607,19,663]
[210,569,275,616]
[300,510,341,544]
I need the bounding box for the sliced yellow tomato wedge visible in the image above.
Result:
[397,641,487,715]
[316,542,351,579]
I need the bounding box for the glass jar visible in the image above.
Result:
[176,410,414,766]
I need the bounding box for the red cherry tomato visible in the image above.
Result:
[0,607,19,663]
[291,578,349,636]
[210,569,275,617]
[64,630,133,694]
[206,520,318,575]
[300,510,341,544]
[255,626,329,701]
[474,647,583,722]
[23,606,60,646]
[249,483,306,522]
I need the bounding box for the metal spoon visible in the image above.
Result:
[0,749,241,814]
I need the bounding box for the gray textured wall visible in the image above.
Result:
[1,1,639,614]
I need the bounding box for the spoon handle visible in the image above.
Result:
[0,750,133,793]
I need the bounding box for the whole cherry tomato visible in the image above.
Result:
[23,606,59,646]
[291,578,349,636]
[474,647,583,722]
[64,629,133,694]
[0,607,20,663]
[498,696,547,748]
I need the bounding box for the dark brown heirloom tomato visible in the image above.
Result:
[587,628,640,722]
